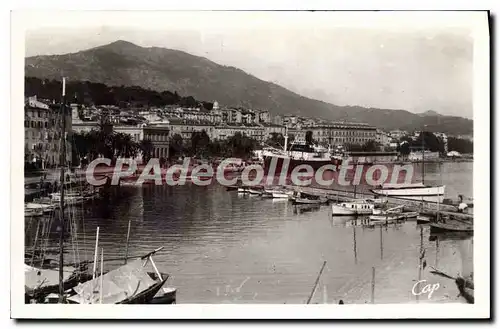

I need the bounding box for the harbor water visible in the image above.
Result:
[25,162,473,304]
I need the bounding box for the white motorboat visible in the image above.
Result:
[331,199,375,216]
[370,183,445,203]
[263,188,293,199]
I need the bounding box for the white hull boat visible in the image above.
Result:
[369,213,405,222]
[331,200,375,216]
[263,189,294,199]
[370,183,445,203]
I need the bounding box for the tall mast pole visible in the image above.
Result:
[421,128,425,185]
[58,77,67,302]
[283,126,288,152]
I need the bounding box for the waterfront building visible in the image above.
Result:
[288,128,306,142]
[168,118,216,140]
[143,124,170,159]
[307,122,377,146]
[113,124,146,143]
[25,95,72,168]
[376,129,391,146]
[263,124,286,139]
[213,124,265,142]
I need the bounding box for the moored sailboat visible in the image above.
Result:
[66,248,169,304]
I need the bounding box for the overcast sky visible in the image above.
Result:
[22,11,476,118]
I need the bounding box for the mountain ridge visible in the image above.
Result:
[25,40,473,135]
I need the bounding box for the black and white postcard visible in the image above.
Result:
[10,10,490,319]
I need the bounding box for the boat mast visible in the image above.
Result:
[58,77,67,302]
[421,129,425,185]
[283,126,288,152]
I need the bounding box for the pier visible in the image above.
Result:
[285,185,474,220]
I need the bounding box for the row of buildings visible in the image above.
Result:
[25,95,460,167]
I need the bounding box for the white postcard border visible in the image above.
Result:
[10,9,490,319]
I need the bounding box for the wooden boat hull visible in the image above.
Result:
[429,231,473,241]
[149,287,177,304]
[430,221,473,233]
[119,279,168,304]
[293,198,323,205]
[455,277,474,304]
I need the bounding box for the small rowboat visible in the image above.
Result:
[293,197,324,205]
[369,213,405,222]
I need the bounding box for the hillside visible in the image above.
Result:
[25,40,473,135]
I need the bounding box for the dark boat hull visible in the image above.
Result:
[119,278,168,304]
[430,221,473,233]
[25,270,92,304]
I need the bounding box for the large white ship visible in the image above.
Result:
[262,131,342,175]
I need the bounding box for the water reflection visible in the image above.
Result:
[25,162,474,304]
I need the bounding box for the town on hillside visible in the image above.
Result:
[25,94,473,170]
